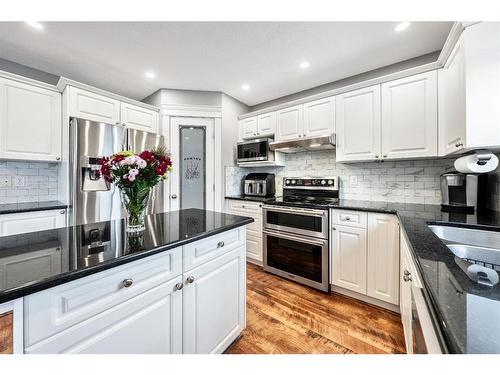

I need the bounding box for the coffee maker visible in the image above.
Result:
[440,172,489,212]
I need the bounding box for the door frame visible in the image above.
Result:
[161,110,222,213]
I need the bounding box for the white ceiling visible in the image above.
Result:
[0,22,453,106]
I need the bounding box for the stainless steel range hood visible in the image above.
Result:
[269,134,336,153]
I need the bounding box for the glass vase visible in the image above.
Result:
[120,186,151,234]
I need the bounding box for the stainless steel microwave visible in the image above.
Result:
[237,138,274,164]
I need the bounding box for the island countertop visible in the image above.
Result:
[0,208,253,304]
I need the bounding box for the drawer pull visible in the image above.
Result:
[175,282,184,291]
[122,278,133,288]
[345,216,351,221]
[217,241,225,248]
[186,276,195,284]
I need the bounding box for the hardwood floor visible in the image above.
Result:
[227,263,406,354]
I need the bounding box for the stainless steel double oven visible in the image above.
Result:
[262,204,329,291]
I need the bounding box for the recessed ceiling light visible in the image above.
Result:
[394,22,410,32]
[145,72,155,79]
[241,84,250,91]
[299,61,310,69]
[24,21,44,30]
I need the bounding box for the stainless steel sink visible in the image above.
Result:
[428,225,500,286]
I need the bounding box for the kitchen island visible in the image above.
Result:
[0,208,253,354]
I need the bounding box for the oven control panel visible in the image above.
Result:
[284,177,338,190]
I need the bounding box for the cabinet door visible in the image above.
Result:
[68,86,120,124]
[400,233,413,353]
[25,276,183,354]
[335,85,381,161]
[120,102,159,132]
[0,79,62,162]
[0,246,62,291]
[276,104,304,141]
[438,35,466,155]
[366,213,400,305]
[239,117,258,139]
[183,247,245,354]
[381,71,438,159]
[0,209,66,237]
[303,97,335,137]
[331,225,367,294]
[257,112,276,137]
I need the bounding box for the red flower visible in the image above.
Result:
[155,164,167,175]
[98,157,109,165]
[139,150,155,163]
[112,154,125,164]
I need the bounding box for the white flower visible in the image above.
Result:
[129,168,139,176]
[120,156,136,166]
[128,174,136,182]
[136,157,147,169]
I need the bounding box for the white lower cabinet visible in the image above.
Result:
[331,209,400,308]
[367,213,400,305]
[331,225,367,294]
[183,246,246,354]
[0,209,67,237]
[22,227,246,354]
[227,199,263,264]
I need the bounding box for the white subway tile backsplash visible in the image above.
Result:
[0,161,60,204]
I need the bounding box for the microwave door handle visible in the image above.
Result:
[263,230,327,247]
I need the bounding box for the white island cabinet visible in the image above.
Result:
[22,226,246,354]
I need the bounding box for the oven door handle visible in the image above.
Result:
[263,229,327,246]
[262,205,327,217]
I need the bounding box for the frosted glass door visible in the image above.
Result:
[180,126,206,210]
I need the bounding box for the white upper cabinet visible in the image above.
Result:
[303,97,335,137]
[256,112,276,138]
[276,104,304,141]
[120,102,159,133]
[381,71,438,159]
[335,85,381,162]
[0,79,62,162]
[438,35,466,155]
[68,86,120,124]
[239,116,258,139]
[439,23,500,155]
[366,213,400,305]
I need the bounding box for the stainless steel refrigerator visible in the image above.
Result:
[69,117,165,226]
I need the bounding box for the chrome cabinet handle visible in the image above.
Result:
[332,226,336,230]
[116,121,120,125]
[217,241,225,248]
[455,142,463,147]
[171,194,178,199]
[122,278,133,288]
[403,269,411,276]
[242,204,246,208]
[345,216,351,221]
[56,156,61,161]
[383,154,388,158]
[375,155,379,158]
[175,282,184,290]
[59,210,66,214]
[403,275,412,282]
[186,276,195,284]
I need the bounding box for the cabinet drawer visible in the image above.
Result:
[332,209,367,228]
[183,228,245,272]
[25,275,183,354]
[0,209,66,237]
[24,248,182,347]
[228,200,262,214]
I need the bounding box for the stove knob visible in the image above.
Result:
[286,179,290,185]
[328,180,333,185]
[291,180,296,185]
[321,180,326,185]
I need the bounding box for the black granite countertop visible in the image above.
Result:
[0,208,253,304]
[0,200,68,215]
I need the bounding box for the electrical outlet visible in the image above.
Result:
[350,176,358,186]
[0,176,11,188]
[14,176,25,187]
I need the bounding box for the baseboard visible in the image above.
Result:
[246,258,263,267]
[330,285,400,314]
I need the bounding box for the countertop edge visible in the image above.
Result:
[0,216,254,305]
[0,202,69,215]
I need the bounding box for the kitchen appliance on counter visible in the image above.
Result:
[237,138,274,164]
[243,173,275,197]
[69,117,166,226]
[262,177,339,291]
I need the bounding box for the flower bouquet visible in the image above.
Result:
[99,147,172,233]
